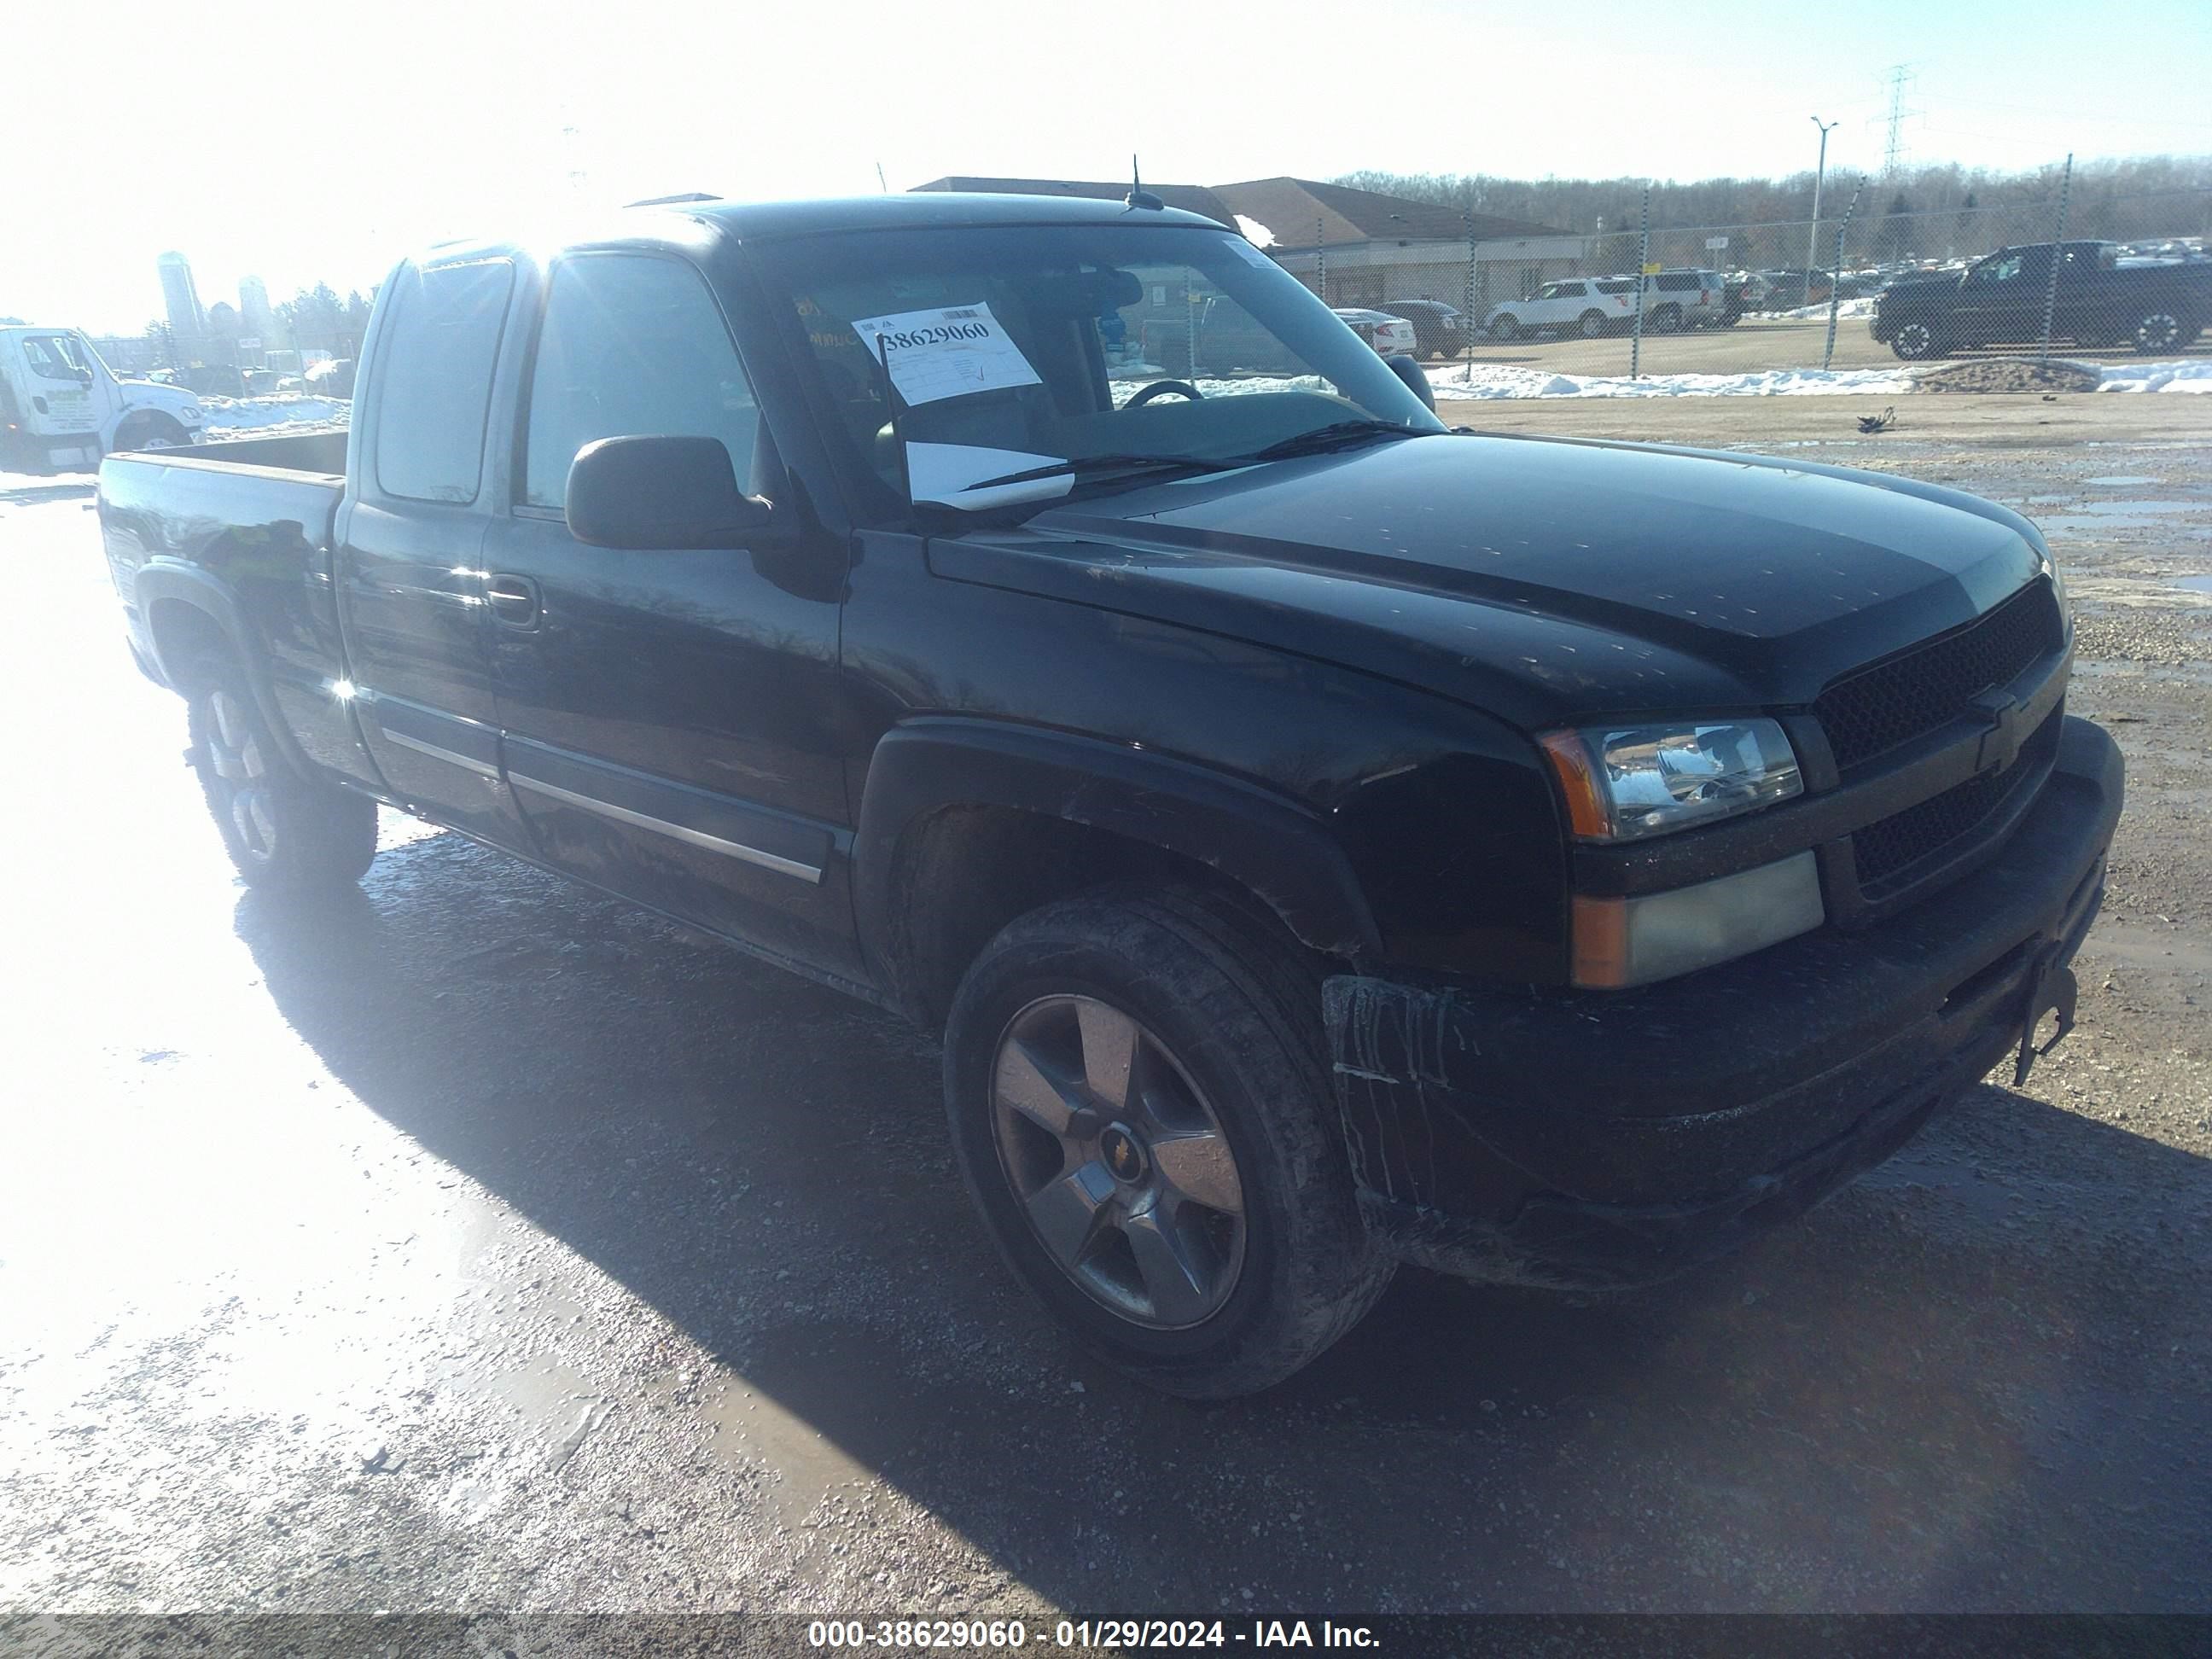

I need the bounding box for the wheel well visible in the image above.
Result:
[114,410,185,446]
[145,598,231,695]
[886,805,1320,1031]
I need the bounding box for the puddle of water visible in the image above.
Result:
[2054,500,2195,517]
[2083,475,2161,486]
[2172,574,2212,594]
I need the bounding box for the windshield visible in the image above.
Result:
[751,222,1442,516]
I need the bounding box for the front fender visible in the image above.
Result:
[850,716,1384,982]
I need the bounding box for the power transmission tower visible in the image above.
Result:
[1881,64,1918,178]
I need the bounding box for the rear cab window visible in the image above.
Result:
[371,259,515,504]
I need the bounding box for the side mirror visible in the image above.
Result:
[1382,352,1435,413]
[565,434,773,550]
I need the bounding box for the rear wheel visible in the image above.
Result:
[1577,309,1608,338]
[1650,303,1683,334]
[2132,310,2193,355]
[1488,315,1519,341]
[943,886,1393,1398]
[188,655,378,892]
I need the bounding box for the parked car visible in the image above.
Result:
[1645,270,1726,331]
[1379,299,1468,358]
[1484,277,1636,341]
[1331,307,1418,357]
[1871,240,2212,359]
[1755,271,1835,311]
[96,191,2122,1398]
[0,325,207,469]
[305,358,357,399]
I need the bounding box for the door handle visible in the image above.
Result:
[485,573,541,626]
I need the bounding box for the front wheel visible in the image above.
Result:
[1650,303,1683,334]
[1488,315,1519,341]
[943,887,1394,1398]
[1889,320,1942,360]
[189,656,378,892]
[2133,310,2194,355]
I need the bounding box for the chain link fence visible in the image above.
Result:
[1283,177,2210,391]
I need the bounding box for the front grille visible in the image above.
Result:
[1816,581,2063,772]
[1851,707,2062,893]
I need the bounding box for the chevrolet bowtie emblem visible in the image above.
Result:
[1971,688,2025,777]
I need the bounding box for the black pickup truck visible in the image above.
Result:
[99,193,2122,1397]
[1871,239,2210,359]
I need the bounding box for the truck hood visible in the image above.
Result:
[119,380,207,420]
[928,431,2051,731]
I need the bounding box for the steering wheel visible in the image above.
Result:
[1126,380,1203,406]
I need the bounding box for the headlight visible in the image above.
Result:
[1540,719,1802,841]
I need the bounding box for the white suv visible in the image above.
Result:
[1483,278,1639,341]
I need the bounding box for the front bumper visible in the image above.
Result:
[1324,715,2123,1289]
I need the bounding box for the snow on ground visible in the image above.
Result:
[0,468,97,501]
[198,394,351,434]
[1751,296,1880,320]
[1427,355,2212,400]
[2097,358,2212,393]
[1426,363,1918,399]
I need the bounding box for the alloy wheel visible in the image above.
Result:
[2135,312,2182,352]
[205,689,276,862]
[989,994,1247,1329]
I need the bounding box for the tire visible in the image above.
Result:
[1488,315,1519,341]
[942,885,1394,1398]
[1577,309,1607,339]
[114,415,191,453]
[2132,310,2194,355]
[1889,320,1942,361]
[187,655,378,892]
[1650,303,1683,334]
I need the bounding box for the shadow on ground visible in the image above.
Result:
[233,829,2212,1612]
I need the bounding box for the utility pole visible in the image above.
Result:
[1806,116,1838,300]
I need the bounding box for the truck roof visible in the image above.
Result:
[419,191,1234,268]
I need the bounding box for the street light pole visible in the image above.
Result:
[1806,116,1838,301]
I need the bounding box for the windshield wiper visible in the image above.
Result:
[1237,421,1429,463]
[960,452,1245,492]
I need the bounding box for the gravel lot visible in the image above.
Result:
[2,393,2208,1631]
[1427,312,2212,375]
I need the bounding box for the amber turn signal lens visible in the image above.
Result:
[1540,731,1612,840]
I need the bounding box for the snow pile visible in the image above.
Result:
[1110,373,1330,406]
[2098,358,2212,393]
[198,395,351,435]
[1426,363,1918,399]
[1754,297,1880,320]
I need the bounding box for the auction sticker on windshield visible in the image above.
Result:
[850,302,1043,405]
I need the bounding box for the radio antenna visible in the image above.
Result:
[1126,154,1163,212]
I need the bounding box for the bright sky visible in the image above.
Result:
[7,0,2207,334]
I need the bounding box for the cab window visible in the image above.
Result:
[20,335,90,381]
[521,253,760,512]
[1972,253,2026,286]
[371,259,515,504]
